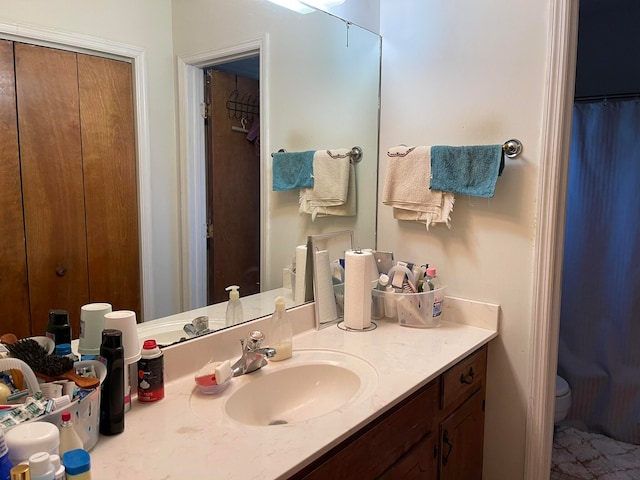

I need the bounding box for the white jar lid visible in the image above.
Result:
[5,422,60,464]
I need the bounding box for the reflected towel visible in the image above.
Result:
[308,163,356,218]
[299,149,351,220]
[382,146,455,229]
[272,150,315,191]
[430,145,504,198]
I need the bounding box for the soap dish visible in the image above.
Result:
[195,375,231,395]
[194,360,232,395]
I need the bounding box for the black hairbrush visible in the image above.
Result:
[6,339,99,389]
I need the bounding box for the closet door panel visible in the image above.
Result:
[0,40,31,337]
[78,54,141,318]
[15,43,89,336]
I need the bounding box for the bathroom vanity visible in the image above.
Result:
[88,299,497,479]
[292,345,487,479]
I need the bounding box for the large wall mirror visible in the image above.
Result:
[0,0,380,345]
[150,0,382,344]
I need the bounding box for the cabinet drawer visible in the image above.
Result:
[441,345,487,411]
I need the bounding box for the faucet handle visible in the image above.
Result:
[246,330,265,350]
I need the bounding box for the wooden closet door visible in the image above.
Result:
[78,54,141,319]
[0,40,31,338]
[15,43,89,336]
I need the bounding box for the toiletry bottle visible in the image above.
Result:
[27,452,54,480]
[46,310,71,352]
[48,455,64,480]
[9,464,29,480]
[99,329,125,435]
[137,339,164,403]
[425,267,444,326]
[58,411,83,457]
[270,296,292,361]
[225,285,243,327]
[0,429,13,480]
[61,450,91,480]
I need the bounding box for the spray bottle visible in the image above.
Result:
[225,285,244,327]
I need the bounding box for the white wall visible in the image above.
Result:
[378,0,549,477]
[0,0,181,320]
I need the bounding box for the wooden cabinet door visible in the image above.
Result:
[15,43,89,336]
[0,40,31,338]
[78,54,140,318]
[439,389,485,480]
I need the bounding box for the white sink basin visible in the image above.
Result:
[137,318,224,345]
[224,349,378,426]
[189,349,378,426]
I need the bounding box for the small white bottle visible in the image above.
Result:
[270,296,292,361]
[28,452,54,480]
[425,267,444,327]
[58,411,83,457]
[225,285,244,327]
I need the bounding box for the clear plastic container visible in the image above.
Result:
[371,286,446,328]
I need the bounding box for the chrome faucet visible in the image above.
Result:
[183,316,210,338]
[231,330,276,377]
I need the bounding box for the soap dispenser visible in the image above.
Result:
[225,285,244,327]
[270,296,292,361]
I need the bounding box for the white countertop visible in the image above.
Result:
[90,302,498,480]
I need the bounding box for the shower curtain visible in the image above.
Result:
[559,98,640,444]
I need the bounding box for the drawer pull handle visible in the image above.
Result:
[460,367,475,385]
[442,430,453,465]
[56,266,67,277]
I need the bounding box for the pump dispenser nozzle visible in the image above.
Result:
[225,285,240,300]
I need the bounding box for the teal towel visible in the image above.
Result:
[430,145,505,198]
[272,150,315,191]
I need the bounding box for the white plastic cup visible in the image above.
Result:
[78,303,112,355]
[103,310,141,364]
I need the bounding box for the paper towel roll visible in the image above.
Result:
[315,250,338,325]
[344,249,373,329]
[294,245,307,304]
[363,248,380,282]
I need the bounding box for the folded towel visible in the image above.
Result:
[430,145,504,198]
[272,150,315,191]
[308,163,356,218]
[299,149,351,220]
[382,146,455,229]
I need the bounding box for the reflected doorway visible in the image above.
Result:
[204,59,261,304]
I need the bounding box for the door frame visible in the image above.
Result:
[0,21,155,319]
[177,36,268,310]
[524,1,579,478]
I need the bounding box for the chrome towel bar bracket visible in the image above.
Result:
[503,139,523,159]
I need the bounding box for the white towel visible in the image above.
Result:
[309,164,356,218]
[300,149,352,220]
[382,146,455,229]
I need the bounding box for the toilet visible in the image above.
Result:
[555,375,572,424]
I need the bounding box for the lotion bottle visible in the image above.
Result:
[270,296,292,361]
[225,285,244,327]
[58,411,83,457]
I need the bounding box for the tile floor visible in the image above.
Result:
[551,426,640,479]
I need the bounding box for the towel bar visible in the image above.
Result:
[503,139,523,158]
[271,146,363,163]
